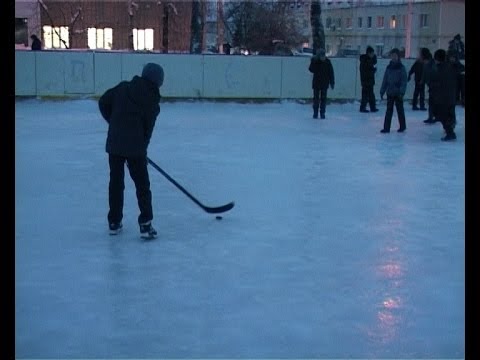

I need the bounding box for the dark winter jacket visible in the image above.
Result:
[429,62,458,106]
[309,56,335,90]
[448,39,465,60]
[450,59,465,77]
[31,36,41,51]
[359,53,377,87]
[380,60,407,98]
[408,60,424,83]
[421,59,436,90]
[99,76,160,158]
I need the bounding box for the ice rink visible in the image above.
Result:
[15,98,465,358]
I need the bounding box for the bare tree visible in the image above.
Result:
[190,0,204,53]
[127,0,139,50]
[38,0,83,49]
[227,1,307,54]
[310,0,325,53]
[161,2,179,53]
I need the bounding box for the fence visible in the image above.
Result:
[16,50,420,100]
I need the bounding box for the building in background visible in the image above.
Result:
[15,0,465,57]
[15,0,41,49]
[15,0,194,52]
[320,0,465,57]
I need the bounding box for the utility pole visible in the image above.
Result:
[405,0,413,58]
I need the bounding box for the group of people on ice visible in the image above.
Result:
[308,34,465,142]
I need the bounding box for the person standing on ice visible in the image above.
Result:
[408,49,427,111]
[98,63,164,239]
[308,48,335,119]
[420,48,437,124]
[379,48,407,133]
[359,46,379,113]
[429,49,458,141]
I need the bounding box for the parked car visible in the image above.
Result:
[293,47,314,56]
[336,48,360,57]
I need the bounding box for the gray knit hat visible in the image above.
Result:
[141,63,164,87]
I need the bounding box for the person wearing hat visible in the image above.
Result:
[99,63,164,238]
[359,46,379,113]
[308,48,335,119]
[430,49,458,141]
[379,48,407,133]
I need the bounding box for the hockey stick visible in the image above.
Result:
[147,157,235,214]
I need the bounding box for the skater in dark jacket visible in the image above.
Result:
[430,49,458,141]
[99,63,164,238]
[448,34,465,60]
[359,46,378,113]
[308,48,335,119]
[420,49,437,124]
[408,49,426,110]
[379,48,407,133]
[447,49,465,107]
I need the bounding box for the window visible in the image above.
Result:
[15,18,29,46]
[358,17,363,28]
[390,15,396,29]
[420,14,428,28]
[43,25,69,49]
[402,15,406,29]
[376,44,384,57]
[326,17,332,29]
[133,28,154,51]
[337,18,342,29]
[367,16,372,28]
[88,28,113,49]
[376,16,384,28]
[346,17,352,29]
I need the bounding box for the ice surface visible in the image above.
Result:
[15,99,465,358]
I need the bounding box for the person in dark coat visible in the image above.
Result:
[379,48,407,133]
[447,49,465,107]
[99,63,164,238]
[429,49,458,141]
[359,46,379,113]
[448,34,465,60]
[420,48,437,124]
[30,34,41,51]
[408,49,427,110]
[308,48,335,119]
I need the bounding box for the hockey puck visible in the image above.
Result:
[215,216,223,220]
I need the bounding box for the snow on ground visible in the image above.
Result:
[15,99,465,358]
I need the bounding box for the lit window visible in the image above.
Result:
[377,16,384,28]
[88,28,113,50]
[43,25,69,49]
[420,14,428,28]
[133,28,154,51]
[390,15,396,29]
